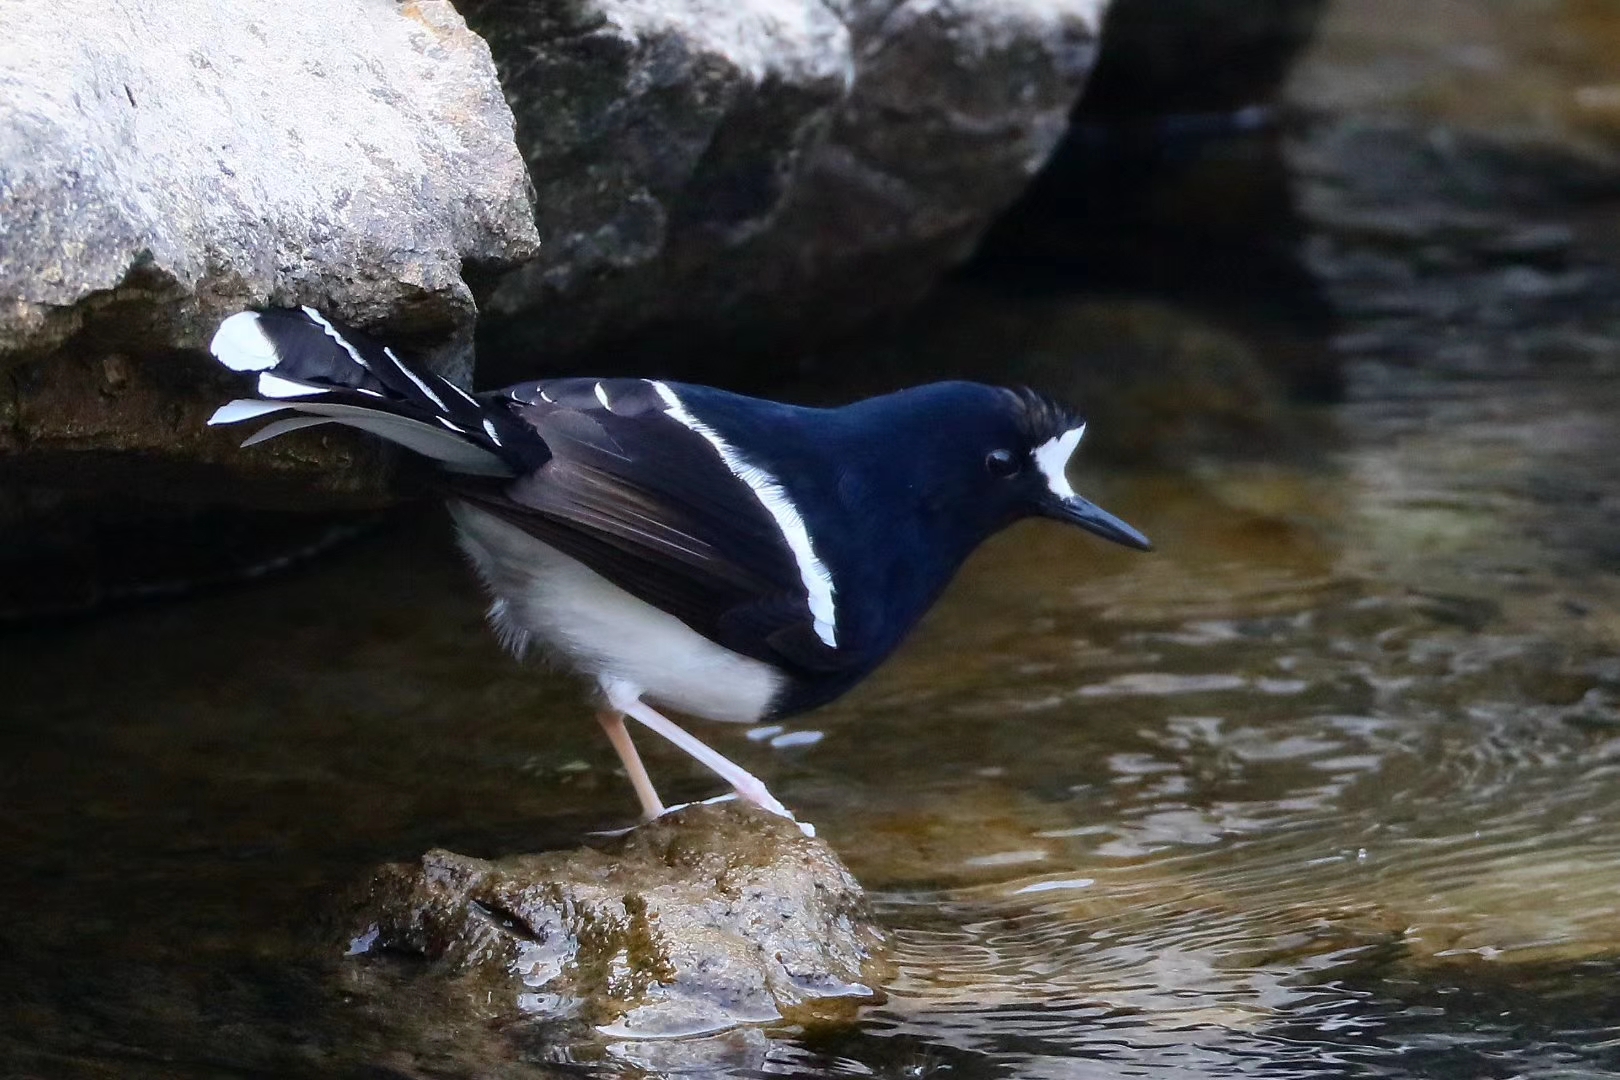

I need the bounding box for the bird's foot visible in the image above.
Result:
[725,778,815,836]
[587,792,814,839]
[664,792,815,837]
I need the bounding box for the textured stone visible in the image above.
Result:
[0,0,1108,609]
[462,0,1109,372]
[0,0,537,369]
[344,802,889,1040]
[0,0,537,489]
[0,0,538,613]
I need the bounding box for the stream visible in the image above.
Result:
[4,285,1619,1075]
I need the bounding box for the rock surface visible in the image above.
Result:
[344,802,889,1040]
[0,0,1111,611]
[462,0,1110,373]
[0,0,537,614]
[0,0,537,373]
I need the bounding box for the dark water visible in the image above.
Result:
[4,306,1620,1078]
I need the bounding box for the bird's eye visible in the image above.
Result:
[985,448,1020,478]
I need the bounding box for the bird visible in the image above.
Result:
[206,306,1151,826]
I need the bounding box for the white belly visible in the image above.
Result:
[448,501,784,724]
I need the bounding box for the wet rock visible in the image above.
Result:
[461,0,1109,375]
[344,802,888,1040]
[0,0,537,613]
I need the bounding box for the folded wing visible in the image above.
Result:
[450,378,850,676]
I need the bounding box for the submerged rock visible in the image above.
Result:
[344,802,888,1040]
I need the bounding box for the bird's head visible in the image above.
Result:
[875,382,1152,553]
[997,385,1153,551]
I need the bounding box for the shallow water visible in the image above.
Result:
[4,311,1620,1077]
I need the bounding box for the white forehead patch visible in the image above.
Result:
[1032,425,1086,500]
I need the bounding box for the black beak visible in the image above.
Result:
[1045,494,1153,552]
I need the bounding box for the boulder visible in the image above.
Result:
[0,0,537,374]
[0,0,1110,610]
[0,0,537,614]
[343,802,889,1041]
[461,0,1110,374]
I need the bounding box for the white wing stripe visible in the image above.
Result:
[649,380,838,648]
[384,347,447,412]
[301,306,371,371]
[438,376,480,407]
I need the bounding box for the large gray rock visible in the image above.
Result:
[0,0,1108,611]
[462,0,1110,371]
[0,0,538,615]
[0,0,537,371]
[344,802,889,1042]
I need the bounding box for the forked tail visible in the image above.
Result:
[207,307,534,476]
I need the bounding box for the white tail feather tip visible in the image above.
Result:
[257,372,328,399]
[209,399,288,426]
[210,312,280,372]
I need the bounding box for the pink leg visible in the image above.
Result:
[601,683,793,819]
[596,709,665,820]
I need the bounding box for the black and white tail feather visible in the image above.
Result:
[208,307,540,476]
